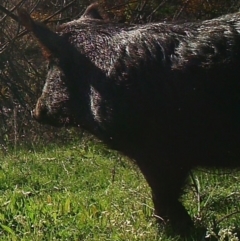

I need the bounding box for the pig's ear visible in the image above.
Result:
[18,9,70,60]
[81,3,103,20]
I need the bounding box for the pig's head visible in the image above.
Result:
[32,63,73,126]
[18,5,103,127]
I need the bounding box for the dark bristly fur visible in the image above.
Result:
[18,4,240,235]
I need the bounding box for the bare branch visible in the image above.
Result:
[42,0,77,24]
[147,0,168,22]
[0,4,19,22]
[0,0,77,55]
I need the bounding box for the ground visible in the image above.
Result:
[0,139,240,240]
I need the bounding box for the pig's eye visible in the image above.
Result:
[47,63,51,70]
[47,58,60,70]
[47,60,55,70]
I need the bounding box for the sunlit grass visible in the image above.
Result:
[0,140,240,240]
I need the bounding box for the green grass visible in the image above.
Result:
[0,140,240,240]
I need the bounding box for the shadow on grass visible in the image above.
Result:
[157,223,208,241]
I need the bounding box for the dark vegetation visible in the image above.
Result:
[1,0,240,148]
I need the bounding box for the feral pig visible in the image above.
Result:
[18,3,240,235]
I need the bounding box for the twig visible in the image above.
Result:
[0,0,76,54]
[0,3,20,22]
[190,171,201,216]
[217,210,240,224]
[147,0,168,22]
[173,0,191,20]
[42,0,76,24]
